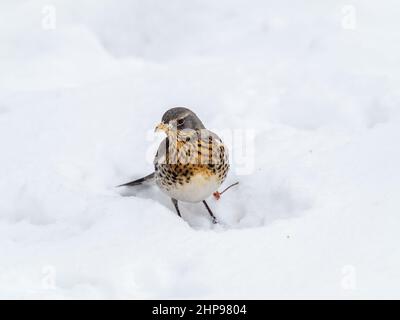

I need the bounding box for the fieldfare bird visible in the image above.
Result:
[118,107,229,223]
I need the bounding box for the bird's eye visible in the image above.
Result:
[177,118,185,126]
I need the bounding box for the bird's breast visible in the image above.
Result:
[154,128,229,202]
[155,164,227,203]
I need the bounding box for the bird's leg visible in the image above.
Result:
[171,198,182,217]
[202,200,218,224]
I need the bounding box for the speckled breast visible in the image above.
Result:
[154,128,229,203]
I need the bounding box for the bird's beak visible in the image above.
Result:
[155,122,169,133]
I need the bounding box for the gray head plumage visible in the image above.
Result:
[161,107,205,130]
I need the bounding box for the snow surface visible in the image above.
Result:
[1,0,400,299]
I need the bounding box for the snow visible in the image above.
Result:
[1,0,400,299]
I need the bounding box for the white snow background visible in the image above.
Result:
[0,0,400,299]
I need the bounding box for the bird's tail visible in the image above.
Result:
[116,172,155,187]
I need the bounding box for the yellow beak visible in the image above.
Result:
[155,122,170,133]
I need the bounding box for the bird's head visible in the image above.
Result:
[155,107,205,134]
